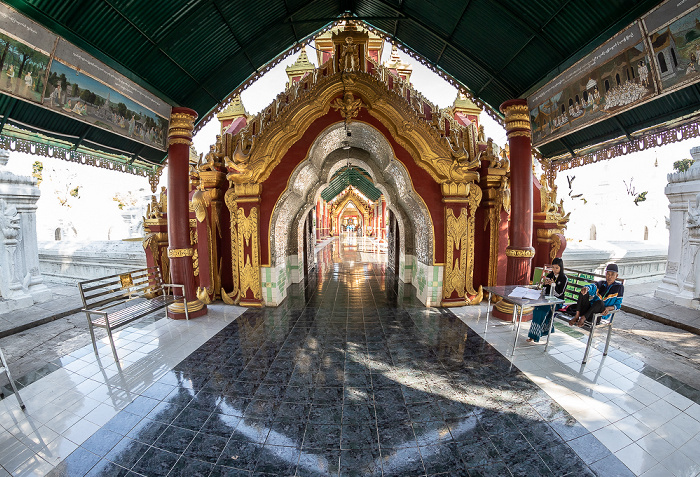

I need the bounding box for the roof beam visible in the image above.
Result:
[211,0,259,72]
[281,0,299,42]
[484,0,567,59]
[189,0,326,108]
[101,0,221,103]
[286,16,405,24]
[436,0,472,64]
[612,116,633,141]
[0,98,17,134]
[476,0,573,97]
[369,0,518,97]
[72,125,92,150]
[559,137,577,158]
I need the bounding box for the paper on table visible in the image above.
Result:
[508,287,542,300]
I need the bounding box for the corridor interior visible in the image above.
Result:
[0,236,698,477]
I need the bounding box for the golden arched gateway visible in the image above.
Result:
[144,25,569,315]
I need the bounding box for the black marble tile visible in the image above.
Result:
[303,423,342,449]
[171,406,212,432]
[168,456,214,477]
[295,448,341,475]
[102,411,143,436]
[152,425,197,455]
[420,442,465,475]
[104,437,149,469]
[54,240,630,475]
[339,447,382,476]
[82,428,125,457]
[130,446,179,475]
[253,445,301,474]
[217,439,264,471]
[308,403,343,425]
[184,432,229,463]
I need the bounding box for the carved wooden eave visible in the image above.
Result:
[220,58,481,186]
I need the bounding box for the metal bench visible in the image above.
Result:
[535,267,624,364]
[78,267,187,361]
[0,345,24,409]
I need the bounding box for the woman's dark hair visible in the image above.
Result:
[552,257,564,269]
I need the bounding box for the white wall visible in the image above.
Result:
[553,141,699,245]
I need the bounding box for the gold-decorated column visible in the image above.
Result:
[166,107,206,319]
[500,99,535,285]
[233,183,264,307]
[441,181,483,306]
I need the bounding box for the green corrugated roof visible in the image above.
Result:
[1,0,683,165]
[321,166,381,202]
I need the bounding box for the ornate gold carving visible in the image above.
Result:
[443,207,468,299]
[149,167,164,194]
[190,227,199,277]
[168,248,194,258]
[501,102,530,133]
[191,186,207,223]
[222,288,237,305]
[168,111,196,146]
[234,183,262,197]
[467,285,483,305]
[441,181,471,197]
[237,206,261,300]
[537,173,570,229]
[495,300,534,316]
[550,234,562,261]
[218,68,480,186]
[483,175,510,288]
[442,182,482,302]
[505,248,535,258]
[224,188,240,303]
[332,191,371,228]
[507,130,532,138]
[331,92,363,121]
[168,138,193,146]
[168,299,204,314]
[196,286,212,304]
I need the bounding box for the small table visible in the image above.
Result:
[483,286,564,357]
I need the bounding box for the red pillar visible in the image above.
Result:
[501,99,534,285]
[316,199,321,243]
[167,108,206,319]
[380,197,386,242]
[323,200,327,237]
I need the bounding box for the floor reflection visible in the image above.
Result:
[52,237,596,476]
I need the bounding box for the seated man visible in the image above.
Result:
[570,263,624,327]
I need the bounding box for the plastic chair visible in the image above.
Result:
[0,345,25,409]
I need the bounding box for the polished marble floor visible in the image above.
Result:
[1,236,699,476]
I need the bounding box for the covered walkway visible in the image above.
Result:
[0,237,698,476]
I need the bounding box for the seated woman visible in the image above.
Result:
[527,258,567,343]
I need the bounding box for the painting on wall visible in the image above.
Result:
[43,59,168,150]
[646,4,700,93]
[528,23,657,147]
[0,32,51,104]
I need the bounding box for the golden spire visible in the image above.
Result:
[383,44,412,82]
[453,92,481,116]
[285,49,314,81]
[217,95,248,122]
